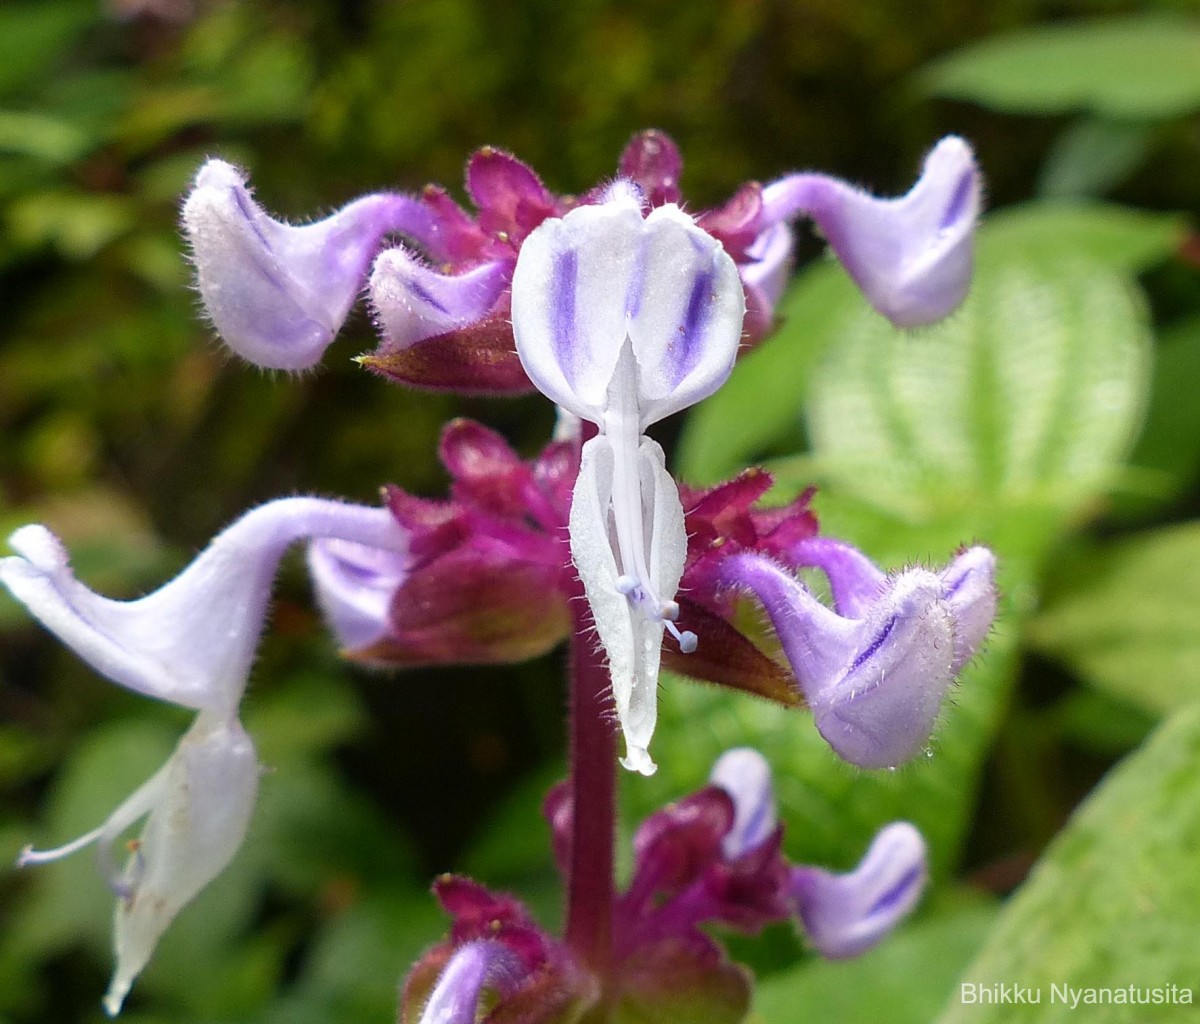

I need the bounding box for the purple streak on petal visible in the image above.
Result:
[817,570,956,769]
[666,263,718,388]
[369,251,510,354]
[940,169,975,230]
[416,940,522,1024]
[625,229,649,320]
[846,613,897,673]
[713,552,860,691]
[627,206,745,424]
[760,136,982,328]
[550,247,579,388]
[713,552,957,769]
[791,822,927,959]
[940,545,997,673]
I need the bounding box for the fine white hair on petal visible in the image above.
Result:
[0,498,406,715]
[568,436,639,765]
[183,159,433,370]
[567,435,687,777]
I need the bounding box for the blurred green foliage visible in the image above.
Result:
[3,1,1200,1022]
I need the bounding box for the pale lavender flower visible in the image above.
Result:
[416,941,521,1024]
[713,547,996,769]
[1,498,406,1013]
[791,822,928,959]
[183,161,435,370]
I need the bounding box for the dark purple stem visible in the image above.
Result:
[565,580,617,993]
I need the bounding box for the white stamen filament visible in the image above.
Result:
[17,826,105,867]
[603,344,697,655]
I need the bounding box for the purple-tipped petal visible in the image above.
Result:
[183,160,434,370]
[0,499,406,714]
[713,553,956,768]
[307,537,409,651]
[369,250,510,353]
[416,940,521,1024]
[791,822,927,959]
[761,136,982,328]
[941,545,997,673]
[709,748,777,859]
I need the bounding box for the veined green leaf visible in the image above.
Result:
[1029,523,1200,716]
[936,702,1200,1023]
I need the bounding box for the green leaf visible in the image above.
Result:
[1112,314,1200,519]
[0,1,94,98]
[921,16,1200,119]
[936,701,1200,1024]
[1028,523,1200,716]
[1036,118,1153,200]
[6,191,135,259]
[751,899,998,1024]
[805,207,1155,529]
[0,110,92,164]
[980,204,1185,274]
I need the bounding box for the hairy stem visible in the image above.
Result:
[565,587,617,996]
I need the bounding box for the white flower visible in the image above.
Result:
[511,186,745,774]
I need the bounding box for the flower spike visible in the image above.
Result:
[761,136,982,327]
[513,189,745,773]
[791,822,928,959]
[183,160,435,370]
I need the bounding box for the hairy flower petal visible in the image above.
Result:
[183,160,434,369]
[369,250,510,352]
[0,498,405,713]
[761,136,981,327]
[569,435,687,775]
[792,822,928,959]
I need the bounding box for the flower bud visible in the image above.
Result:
[791,822,928,959]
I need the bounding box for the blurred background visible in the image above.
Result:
[2,1,1199,1022]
